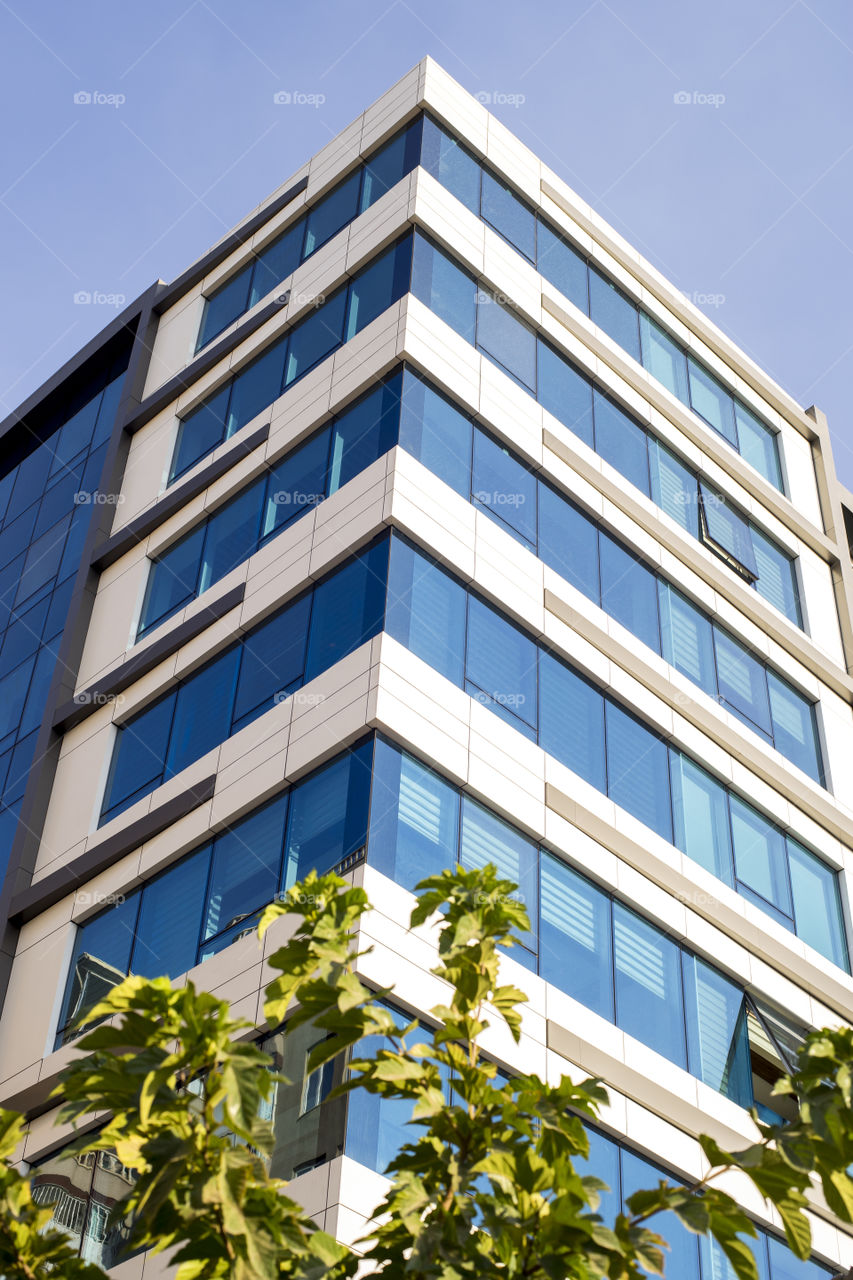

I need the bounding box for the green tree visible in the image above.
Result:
[0,863,851,1279]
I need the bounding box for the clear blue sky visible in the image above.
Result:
[1,0,851,487]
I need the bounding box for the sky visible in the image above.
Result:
[1,0,852,488]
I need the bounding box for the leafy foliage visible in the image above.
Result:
[0,862,851,1279]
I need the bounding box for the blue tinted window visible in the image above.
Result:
[232,592,311,728]
[670,752,734,885]
[713,629,772,737]
[537,340,594,447]
[594,390,650,495]
[50,400,100,473]
[305,539,388,681]
[472,430,536,545]
[730,798,792,919]
[751,525,802,626]
[648,437,699,536]
[172,384,232,481]
[103,694,176,821]
[684,954,752,1106]
[420,117,481,214]
[540,853,613,1020]
[140,525,207,635]
[201,479,265,590]
[605,702,673,841]
[165,647,239,778]
[0,658,35,741]
[481,170,536,260]
[6,448,51,524]
[360,121,418,210]
[202,796,287,948]
[700,483,758,578]
[688,358,737,445]
[58,893,140,1034]
[386,538,466,685]
[368,740,459,889]
[536,222,589,312]
[131,848,209,979]
[537,482,599,601]
[249,221,304,308]
[476,294,536,389]
[613,903,686,1067]
[787,838,848,971]
[345,1005,419,1173]
[263,431,329,538]
[284,291,346,387]
[767,671,822,784]
[411,234,476,342]
[16,519,70,605]
[539,653,606,791]
[620,1149,700,1279]
[460,797,538,958]
[659,583,717,697]
[225,340,286,438]
[735,403,783,489]
[639,313,689,403]
[599,534,660,653]
[589,269,640,361]
[283,744,372,886]
[398,370,471,497]
[198,266,253,349]
[345,240,407,339]
[304,171,360,256]
[327,378,398,494]
[465,596,537,736]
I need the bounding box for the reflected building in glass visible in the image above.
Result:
[1,59,853,1277]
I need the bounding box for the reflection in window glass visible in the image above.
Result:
[639,314,689,402]
[593,390,649,495]
[540,852,613,1020]
[589,269,641,361]
[730,798,792,917]
[386,538,466,685]
[787,838,848,971]
[658,583,717,697]
[688,357,737,445]
[411,234,476,341]
[481,170,536,260]
[368,739,459,889]
[670,753,733,885]
[736,403,783,489]
[605,702,673,841]
[599,534,660,653]
[537,221,589,312]
[613,903,686,1068]
[537,340,594,447]
[475,293,537,389]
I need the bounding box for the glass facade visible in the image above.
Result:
[61,733,841,1085]
[106,524,846,964]
[0,366,127,878]
[420,115,785,493]
[141,367,823,784]
[171,234,413,481]
[197,118,423,351]
[409,232,802,629]
[100,538,388,824]
[30,1145,138,1269]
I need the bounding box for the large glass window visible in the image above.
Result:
[197,119,422,350]
[589,269,641,362]
[605,702,673,841]
[613,902,685,1066]
[539,653,606,792]
[173,236,413,482]
[475,292,537,390]
[31,1146,138,1270]
[102,540,388,825]
[465,596,537,737]
[599,533,660,652]
[481,170,536,260]
[688,358,737,445]
[540,852,612,1019]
